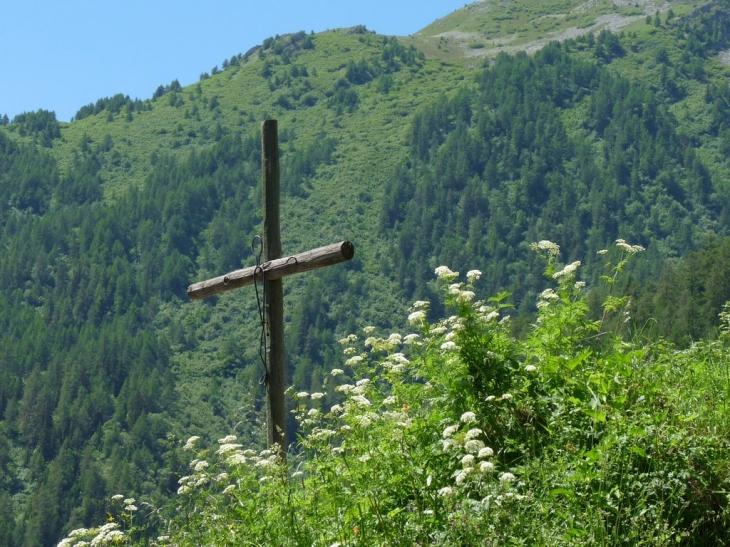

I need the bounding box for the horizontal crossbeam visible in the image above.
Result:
[187,240,354,300]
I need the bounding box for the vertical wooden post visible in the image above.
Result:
[262,120,287,458]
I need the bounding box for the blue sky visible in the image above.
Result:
[1,0,467,122]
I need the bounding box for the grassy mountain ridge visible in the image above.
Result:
[3,0,730,543]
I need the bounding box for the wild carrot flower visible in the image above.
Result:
[460,411,477,424]
[331,368,344,376]
[183,436,200,450]
[465,428,483,440]
[478,446,494,458]
[466,269,482,281]
[461,454,476,467]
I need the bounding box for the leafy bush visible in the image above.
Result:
[58,241,730,546]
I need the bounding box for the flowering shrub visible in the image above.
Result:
[58,240,730,546]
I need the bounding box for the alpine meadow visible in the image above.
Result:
[5,0,730,545]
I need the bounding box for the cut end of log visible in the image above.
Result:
[342,240,355,260]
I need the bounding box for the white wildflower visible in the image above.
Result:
[222,485,236,494]
[111,494,124,501]
[383,396,396,405]
[525,365,537,372]
[358,454,371,463]
[356,378,370,387]
[226,453,247,466]
[455,470,470,485]
[460,411,477,424]
[412,300,430,309]
[438,486,454,497]
[484,310,500,322]
[330,404,344,414]
[194,460,209,472]
[499,472,516,483]
[597,249,609,255]
[457,290,475,303]
[343,346,357,355]
[539,288,559,301]
[307,408,320,417]
[465,428,483,440]
[530,240,560,256]
[501,393,513,400]
[215,472,229,482]
[553,261,581,280]
[295,391,309,399]
[435,266,458,281]
[362,326,376,333]
[388,333,402,345]
[408,310,426,324]
[440,341,458,352]
[351,395,371,407]
[461,454,476,468]
[448,283,462,295]
[479,461,496,473]
[123,498,135,505]
[442,425,459,438]
[574,281,586,290]
[485,395,496,402]
[218,443,242,454]
[466,270,482,281]
[430,325,447,335]
[478,446,494,458]
[330,368,344,376]
[465,439,485,453]
[336,384,354,393]
[310,392,325,400]
[125,504,138,512]
[404,333,420,344]
[345,355,364,366]
[218,435,237,444]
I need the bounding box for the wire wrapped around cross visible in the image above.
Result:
[251,235,268,385]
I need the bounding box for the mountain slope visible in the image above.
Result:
[3,1,730,544]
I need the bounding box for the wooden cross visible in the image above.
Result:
[187,120,354,457]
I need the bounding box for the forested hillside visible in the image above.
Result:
[3,0,730,544]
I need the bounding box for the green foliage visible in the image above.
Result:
[62,242,730,545]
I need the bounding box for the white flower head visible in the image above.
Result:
[362,326,376,334]
[553,261,581,280]
[218,435,237,444]
[460,411,477,424]
[524,365,537,373]
[404,333,420,345]
[435,265,459,281]
[183,436,200,450]
[330,368,344,376]
[530,240,560,257]
[408,310,426,324]
[466,270,482,281]
[295,391,309,399]
[479,461,495,473]
[465,439,485,453]
[478,446,494,458]
[499,472,516,483]
[412,300,430,309]
[345,355,364,366]
[438,486,454,497]
[441,341,459,352]
[442,424,459,438]
[465,428,483,440]
[310,392,325,400]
